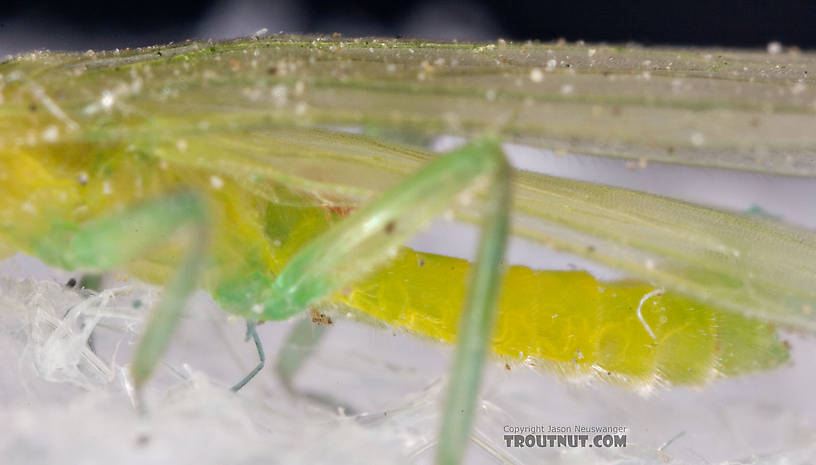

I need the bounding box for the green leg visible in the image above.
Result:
[231,321,266,392]
[275,316,328,391]
[273,317,356,412]
[38,192,210,390]
[436,150,511,465]
[255,137,511,464]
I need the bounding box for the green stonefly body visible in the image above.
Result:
[2,35,816,464]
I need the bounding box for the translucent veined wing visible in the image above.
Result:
[2,36,816,334]
[165,127,816,332]
[3,36,814,175]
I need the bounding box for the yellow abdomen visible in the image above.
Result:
[342,248,788,388]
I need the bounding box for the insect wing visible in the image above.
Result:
[3,38,816,332]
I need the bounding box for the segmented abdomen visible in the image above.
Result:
[341,248,789,388]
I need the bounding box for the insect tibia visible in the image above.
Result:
[254,138,510,322]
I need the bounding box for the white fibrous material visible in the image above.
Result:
[0,278,139,388]
[28,282,146,388]
[0,275,436,465]
[1,267,816,465]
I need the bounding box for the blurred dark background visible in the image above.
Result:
[2,0,816,56]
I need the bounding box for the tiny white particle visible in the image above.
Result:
[41,125,59,142]
[767,41,782,55]
[560,83,574,95]
[251,304,263,314]
[546,59,557,71]
[176,139,188,152]
[210,175,224,189]
[21,202,36,213]
[100,90,115,110]
[529,68,544,83]
[103,181,113,195]
[587,48,597,57]
[690,132,705,147]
